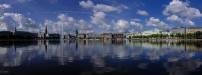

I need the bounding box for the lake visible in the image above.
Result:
[0,40,202,75]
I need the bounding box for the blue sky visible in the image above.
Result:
[0,0,202,33]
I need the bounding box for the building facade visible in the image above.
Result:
[170,27,202,34]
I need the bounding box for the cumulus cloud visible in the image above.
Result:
[147,17,169,29]
[0,13,39,32]
[79,0,127,13]
[137,10,149,16]
[0,22,8,31]
[90,11,113,32]
[77,19,93,32]
[79,0,94,8]
[163,0,202,19]
[94,4,121,13]
[114,19,129,33]
[44,20,60,33]
[0,4,11,9]
[167,15,182,22]
[112,18,144,33]
[79,0,128,33]
[129,19,143,32]
[91,11,106,25]
[164,0,202,26]
[130,19,143,28]
[44,14,94,34]
[185,20,195,26]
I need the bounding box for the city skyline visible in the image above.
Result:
[0,0,202,34]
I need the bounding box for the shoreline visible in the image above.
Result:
[0,38,202,41]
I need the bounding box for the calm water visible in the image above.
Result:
[0,40,202,75]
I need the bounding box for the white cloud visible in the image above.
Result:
[79,0,128,33]
[163,0,202,19]
[78,19,92,30]
[79,0,127,13]
[129,19,143,32]
[94,4,121,12]
[137,10,149,16]
[91,11,106,25]
[44,20,60,33]
[44,14,94,34]
[167,15,182,22]
[57,14,75,24]
[130,19,142,28]
[79,0,94,8]
[147,17,168,29]
[0,4,11,9]
[0,22,8,31]
[163,0,202,26]
[185,20,195,26]
[90,11,111,32]
[0,13,39,32]
[114,19,129,32]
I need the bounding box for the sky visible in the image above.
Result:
[0,0,202,33]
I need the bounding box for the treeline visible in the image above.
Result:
[0,31,61,40]
[128,34,169,39]
[0,31,38,39]
[128,31,202,39]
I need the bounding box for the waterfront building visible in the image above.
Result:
[126,33,141,39]
[101,33,112,40]
[101,33,126,40]
[48,34,60,39]
[112,33,126,40]
[142,29,161,36]
[38,31,44,39]
[78,34,87,39]
[86,33,102,39]
[44,25,49,39]
[170,27,202,34]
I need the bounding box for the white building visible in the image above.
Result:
[142,29,161,35]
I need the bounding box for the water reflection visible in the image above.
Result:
[0,40,202,75]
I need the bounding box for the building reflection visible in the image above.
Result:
[0,40,202,75]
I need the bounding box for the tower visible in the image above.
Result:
[13,25,17,36]
[14,26,17,33]
[44,25,48,39]
[75,29,78,38]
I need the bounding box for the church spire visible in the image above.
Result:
[44,25,48,39]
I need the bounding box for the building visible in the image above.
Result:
[48,34,60,39]
[101,33,127,40]
[170,27,202,34]
[86,33,102,39]
[142,29,161,36]
[101,33,112,40]
[112,33,126,40]
[78,34,87,39]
